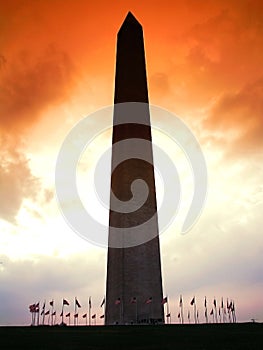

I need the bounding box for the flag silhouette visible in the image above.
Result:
[100,297,105,307]
[75,298,81,308]
[162,297,168,305]
[179,295,183,306]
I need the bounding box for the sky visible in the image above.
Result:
[0,0,263,325]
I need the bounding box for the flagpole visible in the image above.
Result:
[181,307,184,324]
[30,308,33,326]
[51,301,54,326]
[89,297,91,326]
[100,296,105,325]
[165,295,171,324]
[191,297,197,324]
[231,300,234,323]
[61,300,64,324]
[205,297,208,323]
[232,301,236,323]
[229,300,233,323]
[42,301,46,325]
[74,297,76,326]
[37,304,40,326]
[227,299,231,323]
[166,297,170,324]
[32,308,35,326]
[221,298,224,323]
[224,302,227,323]
[214,298,218,323]
[35,306,38,326]
[180,295,184,324]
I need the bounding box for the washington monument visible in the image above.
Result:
[105,12,164,325]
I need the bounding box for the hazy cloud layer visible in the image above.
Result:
[0,252,106,325]
[204,78,263,154]
[0,137,39,223]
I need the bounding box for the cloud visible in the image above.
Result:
[0,137,40,224]
[0,45,76,224]
[204,78,263,154]
[0,45,75,134]
[149,1,263,117]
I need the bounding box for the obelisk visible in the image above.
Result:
[105,12,164,325]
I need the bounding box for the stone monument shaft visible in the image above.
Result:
[105,12,164,325]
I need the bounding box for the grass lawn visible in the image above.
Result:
[0,323,262,350]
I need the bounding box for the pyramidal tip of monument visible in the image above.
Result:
[125,11,139,22]
[119,11,141,31]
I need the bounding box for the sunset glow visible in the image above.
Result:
[0,0,263,325]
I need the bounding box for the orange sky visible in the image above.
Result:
[1,0,263,325]
[1,0,263,145]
